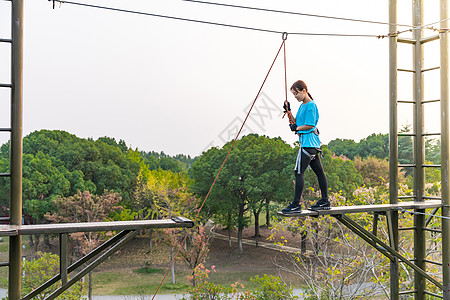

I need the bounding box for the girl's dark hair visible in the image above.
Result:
[291,80,313,100]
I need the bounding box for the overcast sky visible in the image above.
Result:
[0,0,444,157]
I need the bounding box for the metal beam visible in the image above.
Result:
[336,215,444,291]
[441,0,450,298]
[335,215,395,261]
[389,1,399,298]
[59,234,68,285]
[9,0,23,299]
[413,0,426,298]
[23,230,132,300]
[45,230,139,300]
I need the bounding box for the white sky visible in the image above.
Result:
[0,0,444,157]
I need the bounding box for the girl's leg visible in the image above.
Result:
[293,151,313,203]
[309,155,328,200]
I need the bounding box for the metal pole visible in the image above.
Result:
[413,0,426,298]
[440,0,450,298]
[9,0,23,299]
[60,234,68,285]
[389,1,399,299]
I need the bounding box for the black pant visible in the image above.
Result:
[294,147,328,204]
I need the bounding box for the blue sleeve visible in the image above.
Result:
[304,103,318,127]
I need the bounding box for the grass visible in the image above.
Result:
[92,269,191,295]
[0,237,8,252]
[133,267,165,275]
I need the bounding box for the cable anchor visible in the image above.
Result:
[282,32,288,40]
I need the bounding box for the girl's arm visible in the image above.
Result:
[294,125,314,131]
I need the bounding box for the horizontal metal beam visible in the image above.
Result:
[399,227,416,231]
[399,195,415,199]
[400,290,417,295]
[422,66,440,72]
[421,34,440,44]
[398,68,415,72]
[0,173,10,177]
[0,83,12,88]
[279,200,441,217]
[399,164,416,168]
[0,262,9,267]
[398,37,416,44]
[398,100,416,103]
[0,128,12,132]
[0,218,194,236]
[398,133,415,136]
[424,227,442,233]
[0,38,11,43]
[23,230,132,300]
[423,164,441,168]
[338,215,444,291]
[422,99,440,104]
[424,259,443,266]
[45,230,139,300]
[423,196,442,200]
[424,291,443,298]
[423,132,441,136]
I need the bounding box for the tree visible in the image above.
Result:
[304,147,363,200]
[353,156,406,188]
[191,134,292,251]
[45,190,123,300]
[169,225,211,286]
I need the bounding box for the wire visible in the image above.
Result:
[398,208,450,220]
[51,0,381,38]
[181,0,413,28]
[151,38,287,300]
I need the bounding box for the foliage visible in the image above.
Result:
[327,133,389,160]
[141,150,197,172]
[270,193,388,299]
[45,190,123,255]
[190,134,292,250]
[181,264,297,300]
[249,274,298,300]
[304,147,363,199]
[132,167,198,220]
[2,251,83,300]
[169,225,211,286]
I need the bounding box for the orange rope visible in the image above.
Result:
[151,38,286,300]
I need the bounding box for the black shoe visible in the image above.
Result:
[309,199,330,211]
[282,202,302,214]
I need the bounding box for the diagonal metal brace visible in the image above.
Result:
[335,215,395,261]
[44,230,139,300]
[24,230,133,300]
[335,214,444,291]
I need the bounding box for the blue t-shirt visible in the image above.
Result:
[296,100,321,148]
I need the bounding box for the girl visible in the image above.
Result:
[282,80,330,214]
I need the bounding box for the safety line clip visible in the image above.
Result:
[282,32,288,40]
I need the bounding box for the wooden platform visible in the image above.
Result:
[0,217,194,237]
[278,200,442,217]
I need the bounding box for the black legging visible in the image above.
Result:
[294,147,328,204]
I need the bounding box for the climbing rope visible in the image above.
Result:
[151,36,287,300]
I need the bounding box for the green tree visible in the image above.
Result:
[191,134,292,251]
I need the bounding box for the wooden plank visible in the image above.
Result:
[278,200,442,217]
[0,218,193,237]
